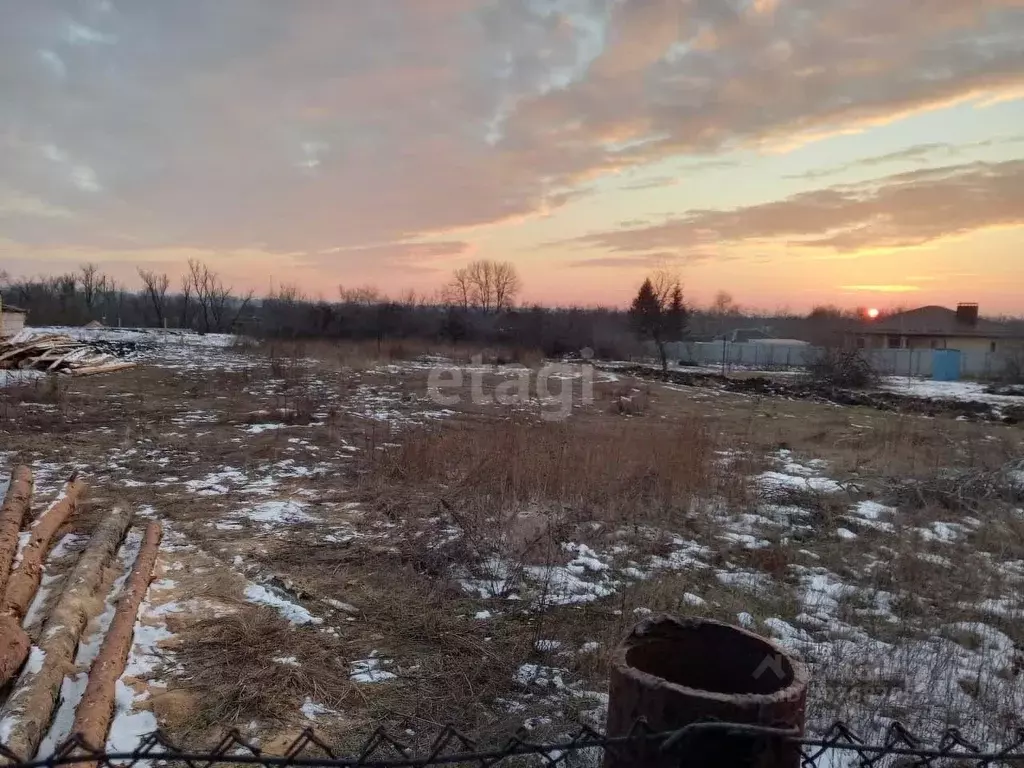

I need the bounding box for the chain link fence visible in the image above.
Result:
[4,720,1024,768]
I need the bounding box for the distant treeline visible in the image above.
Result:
[0,260,640,356]
[0,271,639,358]
[3,260,1020,359]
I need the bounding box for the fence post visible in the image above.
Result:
[604,615,808,768]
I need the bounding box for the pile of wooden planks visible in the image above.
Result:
[0,335,136,377]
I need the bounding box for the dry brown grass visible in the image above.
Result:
[0,373,68,403]
[239,397,322,426]
[258,537,573,746]
[260,338,545,371]
[607,383,651,416]
[174,606,352,733]
[365,416,724,522]
[636,380,1022,480]
[0,375,75,432]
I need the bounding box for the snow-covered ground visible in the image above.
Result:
[881,376,1024,405]
[10,326,242,373]
[0,370,44,388]
[13,326,234,348]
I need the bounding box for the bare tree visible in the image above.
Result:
[443,269,473,310]
[711,290,739,315]
[397,288,419,308]
[465,261,494,313]
[338,284,382,306]
[80,263,101,311]
[179,273,193,329]
[98,276,127,326]
[138,269,170,327]
[187,258,214,332]
[50,273,78,317]
[184,258,250,333]
[210,282,254,333]
[491,261,522,313]
[444,260,521,314]
[272,283,305,304]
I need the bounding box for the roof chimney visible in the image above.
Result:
[956,303,979,326]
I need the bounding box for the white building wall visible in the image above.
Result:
[0,312,25,338]
[658,341,1011,379]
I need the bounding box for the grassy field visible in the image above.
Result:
[1,334,1022,754]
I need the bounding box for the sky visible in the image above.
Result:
[1,0,1023,313]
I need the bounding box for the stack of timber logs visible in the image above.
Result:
[0,466,162,760]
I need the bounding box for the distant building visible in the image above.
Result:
[718,329,810,346]
[853,304,1019,354]
[0,305,27,338]
[749,338,811,347]
[728,328,774,343]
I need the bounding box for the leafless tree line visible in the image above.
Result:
[138,260,255,332]
[2,260,253,334]
[138,260,254,332]
[1,264,130,327]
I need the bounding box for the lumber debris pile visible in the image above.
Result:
[0,335,136,376]
[0,466,162,760]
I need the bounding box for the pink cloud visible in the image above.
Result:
[567,159,1024,258]
[0,0,1021,278]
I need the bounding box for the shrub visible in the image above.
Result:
[807,347,879,389]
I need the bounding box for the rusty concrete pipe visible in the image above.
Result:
[604,615,808,768]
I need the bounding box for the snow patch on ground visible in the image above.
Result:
[758,471,844,495]
[350,653,398,683]
[534,639,562,653]
[882,377,1024,405]
[301,698,339,720]
[244,584,323,625]
[243,423,288,435]
[852,501,895,521]
[240,499,315,526]
[185,469,246,496]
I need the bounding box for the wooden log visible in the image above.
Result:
[0,614,30,692]
[70,362,136,377]
[0,340,71,363]
[0,477,83,691]
[46,350,85,371]
[72,522,162,751]
[0,345,40,364]
[0,506,133,761]
[0,466,34,595]
[2,478,87,621]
